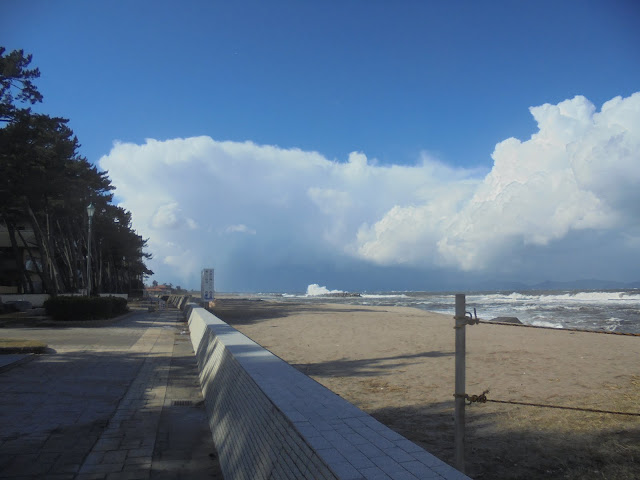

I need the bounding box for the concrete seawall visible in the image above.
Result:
[0,293,129,308]
[185,304,469,480]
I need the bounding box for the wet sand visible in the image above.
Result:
[210,298,640,479]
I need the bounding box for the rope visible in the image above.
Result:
[477,320,640,337]
[454,390,489,404]
[455,391,640,417]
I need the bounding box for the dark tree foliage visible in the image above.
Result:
[0,47,43,123]
[0,47,153,295]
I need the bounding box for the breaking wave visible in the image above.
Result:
[305,284,344,296]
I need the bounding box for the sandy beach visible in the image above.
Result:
[210,298,640,480]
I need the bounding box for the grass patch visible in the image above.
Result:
[0,338,48,353]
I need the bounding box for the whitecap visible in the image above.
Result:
[361,294,409,299]
[530,320,563,329]
[305,284,344,296]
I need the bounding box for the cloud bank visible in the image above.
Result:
[100,93,640,290]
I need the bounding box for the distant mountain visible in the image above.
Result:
[476,279,530,291]
[529,279,640,291]
[429,277,640,293]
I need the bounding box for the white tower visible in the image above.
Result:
[201,268,214,302]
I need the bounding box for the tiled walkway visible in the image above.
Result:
[0,308,221,479]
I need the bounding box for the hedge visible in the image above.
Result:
[44,296,129,321]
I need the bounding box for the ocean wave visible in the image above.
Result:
[270,288,639,334]
[530,320,563,329]
[470,290,640,305]
[602,317,622,332]
[305,284,344,296]
[361,294,409,299]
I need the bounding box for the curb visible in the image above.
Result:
[0,353,36,373]
[38,309,142,327]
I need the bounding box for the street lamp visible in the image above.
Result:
[87,203,95,296]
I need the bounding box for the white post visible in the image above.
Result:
[86,203,95,296]
[87,216,92,296]
[454,293,466,473]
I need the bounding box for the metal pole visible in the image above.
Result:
[87,215,92,297]
[454,293,466,472]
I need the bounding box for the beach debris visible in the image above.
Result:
[490,316,523,324]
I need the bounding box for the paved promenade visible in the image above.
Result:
[0,307,222,479]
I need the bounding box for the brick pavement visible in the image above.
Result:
[0,307,221,479]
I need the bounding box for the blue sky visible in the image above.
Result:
[4,1,640,291]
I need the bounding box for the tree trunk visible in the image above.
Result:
[25,201,58,295]
[3,217,34,293]
[55,219,75,292]
[15,227,43,293]
[97,241,103,293]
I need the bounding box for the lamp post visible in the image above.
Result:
[87,203,95,296]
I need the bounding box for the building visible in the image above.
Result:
[144,284,172,297]
[201,268,214,302]
[0,222,44,294]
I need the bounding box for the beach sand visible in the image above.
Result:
[210,298,640,479]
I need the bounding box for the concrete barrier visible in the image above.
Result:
[167,294,192,310]
[0,293,129,308]
[98,293,128,300]
[187,306,470,480]
[0,294,50,308]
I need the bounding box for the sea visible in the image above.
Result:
[255,285,640,334]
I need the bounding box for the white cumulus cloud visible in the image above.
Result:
[99,92,640,288]
[436,93,640,271]
[224,224,257,235]
[150,202,198,230]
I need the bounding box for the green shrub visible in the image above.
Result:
[44,296,129,321]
